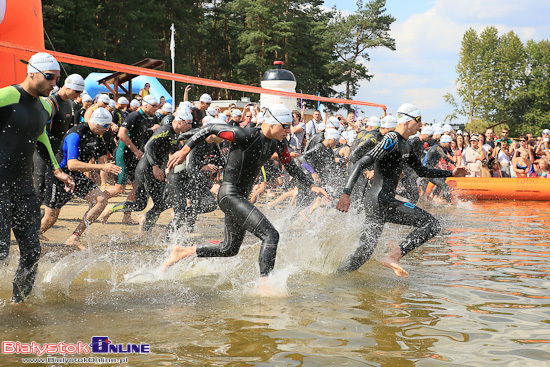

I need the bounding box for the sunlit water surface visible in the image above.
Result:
[1,200,550,366]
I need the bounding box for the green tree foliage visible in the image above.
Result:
[445,26,550,135]
[42,0,394,106]
[326,0,395,102]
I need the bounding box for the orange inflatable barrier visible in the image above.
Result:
[446,177,550,201]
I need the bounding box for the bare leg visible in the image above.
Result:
[66,189,108,250]
[122,183,138,224]
[39,207,61,240]
[162,245,197,271]
[380,247,409,278]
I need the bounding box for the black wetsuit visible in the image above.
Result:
[304,131,325,152]
[424,143,454,202]
[167,135,224,233]
[347,129,382,202]
[183,124,315,276]
[160,114,174,127]
[113,107,128,126]
[33,92,78,203]
[46,123,108,209]
[339,131,452,272]
[116,109,155,185]
[0,85,60,302]
[111,125,181,231]
[190,107,205,129]
[397,136,425,204]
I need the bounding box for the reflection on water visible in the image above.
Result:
[1,200,550,366]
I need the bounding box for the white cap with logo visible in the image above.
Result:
[64,74,85,92]
[27,52,60,73]
[199,94,212,103]
[90,107,113,127]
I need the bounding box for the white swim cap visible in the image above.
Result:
[433,128,445,136]
[130,99,141,108]
[82,94,93,103]
[325,129,340,140]
[206,106,217,117]
[143,95,158,106]
[117,97,129,105]
[421,126,434,135]
[204,117,225,126]
[256,112,265,123]
[381,115,397,128]
[162,103,173,113]
[396,103,421,124]
[175,110,193,122]
[64,74,85,92]
[89,107,112,127]
[440,135,452,144]
[327,116,340,129]
[367,116,381,127]
[265,104,292,125]
[97,94,110,104]
[317,123,326,131]
[108,99,116,109]
[199,93,212,103]
[28,52,60,73]
[443,124,453,132]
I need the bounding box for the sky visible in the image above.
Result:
[320,0,550,123]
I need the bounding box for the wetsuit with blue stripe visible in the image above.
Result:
[183,124,315,276]
[339,131,453,272]
[0,85,60,302]
[46,123,108,209]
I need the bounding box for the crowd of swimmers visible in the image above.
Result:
[3,51,546,303]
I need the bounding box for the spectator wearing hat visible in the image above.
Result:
[464,134,485,177]
[39,108,121,250]
[191,93,212,129]
[102,95,160,225]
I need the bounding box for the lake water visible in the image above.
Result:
[1,200,550,366]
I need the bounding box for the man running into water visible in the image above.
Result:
[163,104,330,296]
[40,108,122,249]
[0,53,74,303]
[336,103,466,277]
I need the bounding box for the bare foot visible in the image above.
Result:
[122,213,139,225]
[257,277,289,298]
[162,245,197,271]
[98,205,113,224]
[65,235,87,251]
[39,233,49,241]
[380,248,409,278]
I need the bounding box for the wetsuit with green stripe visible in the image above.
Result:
[0,85,60,303]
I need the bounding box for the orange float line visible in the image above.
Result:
[0,41,387,111]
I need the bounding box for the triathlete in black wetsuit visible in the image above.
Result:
[40,108,121,249]
[163,105,330,296]
[34,74,84,203]
[99,111,193,231]
[424,135,454,202]
[102,95,160,224]
[167,121,225,234]
[336,104,466,278]
[0,53,74,304]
